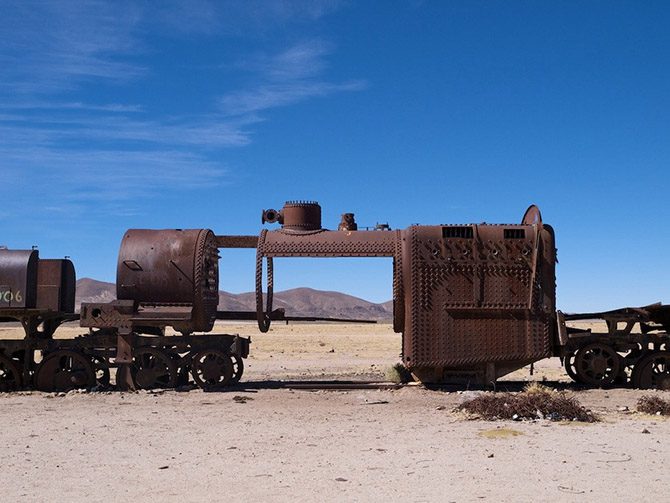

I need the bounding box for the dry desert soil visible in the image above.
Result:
[0,322,667,502]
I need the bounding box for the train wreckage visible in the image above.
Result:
[0,201,668,391]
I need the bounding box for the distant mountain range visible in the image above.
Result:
[75,278,393,321]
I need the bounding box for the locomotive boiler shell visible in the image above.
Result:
[401,221,557,381]
[0,249,39,308]
[116,229,219,332]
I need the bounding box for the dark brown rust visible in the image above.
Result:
[0,249,39,308]
[36,259,76,313]
[280,201,322,231]
[115,228,219,333]
[400,215,557,383]
[338,213,358,231]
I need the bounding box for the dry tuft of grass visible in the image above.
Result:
[457,384,598,422]
[637,395,670,415]
[478,427,524,439]
[385,363,413,384]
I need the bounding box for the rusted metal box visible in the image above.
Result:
[116,229,219,332]
[401,217,557,381]
[36,259,76,313]
[0,249,39,308]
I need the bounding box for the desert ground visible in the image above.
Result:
[0,321,668,502]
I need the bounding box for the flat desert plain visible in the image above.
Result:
[0,322,667,502]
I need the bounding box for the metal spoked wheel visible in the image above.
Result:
[631,351,670,389]
[563,350,582,384]
[574,343,621,387]
[35,350,96,392]
[0,353,22,391]
[132,348,178,390]
[230,355,244,384]
[191,350,233,390]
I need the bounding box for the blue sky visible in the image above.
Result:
[0,0,668,311]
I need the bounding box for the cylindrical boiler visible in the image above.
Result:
[116,229,219,332]
[0,249,39,308]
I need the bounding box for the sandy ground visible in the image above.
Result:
[1,321,668,502]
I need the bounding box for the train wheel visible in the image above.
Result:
[133,348,177,390]
[563,351,582,384]
[631,351,670,389]
[35,350,96,392]
[230,355,244,384]
[191,350,233,389]
[0,353,22,391]
[574,343,621,387]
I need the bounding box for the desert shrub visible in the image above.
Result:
[637,395,670,415]
[385,363,413,384]
[456,384,597,422]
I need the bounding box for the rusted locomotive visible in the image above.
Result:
[0,201,668,392]
[0,230,249,392]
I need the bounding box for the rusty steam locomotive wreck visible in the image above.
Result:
[0,201,669,392]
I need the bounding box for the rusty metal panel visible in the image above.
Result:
[36,259,76,313]
[402,217,556,370]
[116,229,219,332]
[260,229,396,257]
[0,249,38,308]
[215,235,258,248]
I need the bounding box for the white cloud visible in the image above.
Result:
[0,1,144,93]
[219,40,367,116]
[0,102,144,113]
[152,0,344,35]
[0,147,226,216]
[220,80,367,116]
[0,2,361,217]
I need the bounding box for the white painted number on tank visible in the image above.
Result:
[0,290,22,303]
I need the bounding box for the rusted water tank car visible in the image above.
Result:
[0,249,77,337]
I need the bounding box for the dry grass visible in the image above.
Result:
[385,363,413,383]
[637,395,670,415]
[457,383,598,422]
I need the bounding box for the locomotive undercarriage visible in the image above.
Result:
[0,319,249,393]
[559,305,670,388]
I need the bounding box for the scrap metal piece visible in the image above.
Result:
[281,201,322,231]
[34,350,96,392]
[36,259,76,313]
[191,349,233,389]
[131,347,177,389]
[116,228,219,333]
[574,343,621,386]
[0,249,38,308]
[401,211,557,382]
[338,213,358,231]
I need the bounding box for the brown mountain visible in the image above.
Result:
[75,278,116,306]
[75,279,392,321]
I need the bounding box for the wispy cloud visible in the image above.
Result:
[0,1,144,94]
[219,40,367,116]
[0,2,361,218]
[0,102,144,113]
[0,147,226,217]
[152,0,343,35]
